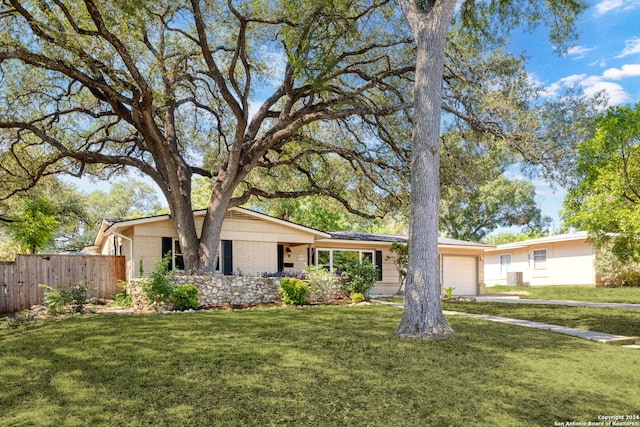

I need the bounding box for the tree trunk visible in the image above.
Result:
[397,0,457,339]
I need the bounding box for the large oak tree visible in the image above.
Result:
[0,0,414,272]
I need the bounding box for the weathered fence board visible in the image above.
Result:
[0,255,125,315]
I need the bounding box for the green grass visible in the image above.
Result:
[486,285,640,303]
[441,301,640,337]
[1,306,639,426]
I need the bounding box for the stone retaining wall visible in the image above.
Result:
[130,275,348,312]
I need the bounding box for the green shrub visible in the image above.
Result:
[443,287,455,298]
[111,280,132,308]
[113,292,133,308]
[279,277,309,305]
[340,260,378,298]
[173,284,200,311]
[40,284,73,314]
[70,283,89,313]
[142,254,175,305]
[350,292,365,303]
[595,245,640,287]
[304,265,339,298]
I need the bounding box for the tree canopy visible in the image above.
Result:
[0,0,595,280]
[563,103,640,261]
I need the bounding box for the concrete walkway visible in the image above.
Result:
[372,299,640,348]
[474,295,640,310]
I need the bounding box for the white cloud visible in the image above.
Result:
[602,63,640,79]
[544,63,640,106]
[594,0,624,16]
[567,45,595,59]
[617,37,640,58]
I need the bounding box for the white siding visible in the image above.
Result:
[485,239,596,286]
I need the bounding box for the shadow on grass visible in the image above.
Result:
[1,306,638,426]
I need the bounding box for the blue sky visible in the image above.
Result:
[505,0,640,232]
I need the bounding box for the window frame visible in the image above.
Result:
[172,239,222,273]
[533,248,547,270]
[315,248,375,274]
[499,254,512,279]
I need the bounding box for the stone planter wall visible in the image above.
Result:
[130,275,348,312]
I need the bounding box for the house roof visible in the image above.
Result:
[94,206,331,247]
[485,231,590,251]
[92,206,489,249]
[326,231,492,248]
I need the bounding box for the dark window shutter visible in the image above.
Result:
[223,240,233,275]
[162,237,173,271]
[375,250,383,281]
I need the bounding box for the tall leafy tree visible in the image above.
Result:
[396,0,588,338]
[7,196,59,253]
[441,177,549,242]
[0,0,414,273]
[563,103,640,261]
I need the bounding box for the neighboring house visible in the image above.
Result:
[88,207,489,295]
[484,231,600,287]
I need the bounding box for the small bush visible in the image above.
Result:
[142,254,175,306]
[304,265,340,298]
[111,280,132,308]
[173,284,200,311]
[279,277,309,305]
[113,293,133,308]
[340,260,378,298]
[70,283,89,313]
[443,287,455,299]
[595,245,640,287]
[40,285,73,314]
[350,292,365,303]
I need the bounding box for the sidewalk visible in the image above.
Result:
[372,299,640,348]
[474,295,640,310]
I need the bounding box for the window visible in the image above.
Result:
[533,249,547,269]
[499,254,511,278]
[316,249,375,274]
[171,240,222,273]
[172,240,185,271]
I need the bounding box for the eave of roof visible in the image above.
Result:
[99,206,330,240]
[485,231,590,251]
[324,232,492,248]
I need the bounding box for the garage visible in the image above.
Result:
[441,256,478,296]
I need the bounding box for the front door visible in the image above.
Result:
[277,244,284,272]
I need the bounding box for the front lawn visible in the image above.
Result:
[1,306,639,426]
[486,285,640,303]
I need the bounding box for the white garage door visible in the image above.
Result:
[442,256,477,296]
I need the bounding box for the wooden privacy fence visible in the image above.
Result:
[0,254,125,315]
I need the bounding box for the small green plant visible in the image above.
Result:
[340,260,378,298]
[173,284,200,311]
[70,282,89,313]
[443,287,455,299]
[112,280,132,308]
[350,292,365,303]
[40,284,73,314]
[279,277,309,305]
[142,254,175,306]
[139,259,145,277]
[113,293,133,308]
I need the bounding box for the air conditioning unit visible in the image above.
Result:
[507,272,523,286]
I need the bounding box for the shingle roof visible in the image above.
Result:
[327,231,492,248]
